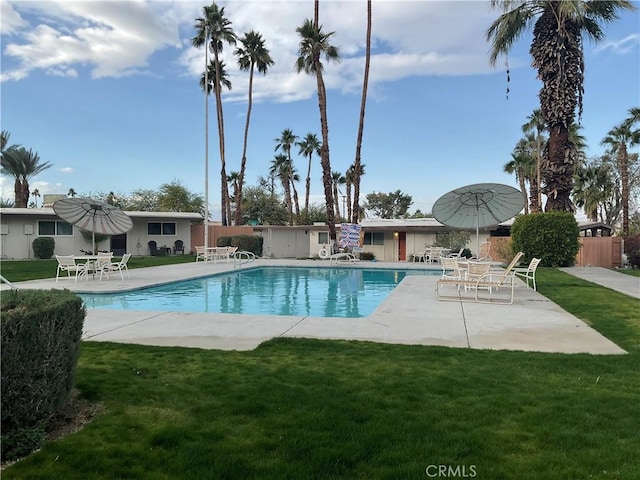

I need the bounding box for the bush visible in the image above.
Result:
[1,289,85,461]
[624,233,640,269]
[360,251,376,261]
[1,428,45,462]
[460,248,472,259]
[510,212,580,267]
[32,237,55,259]
[218,235,263,257]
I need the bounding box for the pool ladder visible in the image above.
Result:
[233,251,256,268]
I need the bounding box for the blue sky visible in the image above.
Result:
[2,0,639,219]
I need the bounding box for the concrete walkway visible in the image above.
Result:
[560,267,640,299]
[2,260,631,355]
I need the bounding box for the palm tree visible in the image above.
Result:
[227,171,240,220]
[31,188,40,208]
[68,188,77,197]
[192,2,237,226]
[270,154,293,224]
[331,170,346,221]
[487,0,635,212]
[504,138,535,215]
[352,0,371,225]
[274,129,300,223]
[296,132,321,223]
[573,163,614,222]
[234,31,274,225]
[296,17,341,239]
[601,119,640,235]
[1,147,51,208]
[521,109,546,212]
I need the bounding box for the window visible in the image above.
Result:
[147,222,176,236]
[318,232,329,244]
[38,220,73,236]
[363,231,384,246]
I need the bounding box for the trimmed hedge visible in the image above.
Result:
[1,289,85,461]
[624,233,640,269]
[217,235,263,257]
[510,212,580,267]
[32,236,55,259]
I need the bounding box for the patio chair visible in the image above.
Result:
[195,246,210,263]
[472,241,492,261]
[173,239,185,255]
[440,256,462,280]
[100,253,132,281]
[434,251,524,304]
[514,257,541,291]
[55,255,86,282]
[318,246,356,263]
[148,241,159,256]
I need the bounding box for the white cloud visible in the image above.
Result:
[2,0,181,81]
[594,33,640,55]
[60,167,74,173]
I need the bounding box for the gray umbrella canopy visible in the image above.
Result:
[53,198,133,253]
[432,183,525,254]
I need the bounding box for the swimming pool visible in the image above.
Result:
[79,266,439,318]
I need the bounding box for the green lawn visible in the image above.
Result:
[0,254,196,282]
[2,268,639,479]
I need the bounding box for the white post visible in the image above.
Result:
[204,25,210,249]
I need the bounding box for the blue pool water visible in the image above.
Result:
[79,266,438,318]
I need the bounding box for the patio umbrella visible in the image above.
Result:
[432,183,525,255]
[53,197,133,254]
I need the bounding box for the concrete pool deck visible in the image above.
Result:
[2,260,634,355]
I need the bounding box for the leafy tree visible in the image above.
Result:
[193,2,237,226]
[296,132,321,223]
[157,181,204,215]
[296,17,340,239]
[487,0,635,212]
[364,190,413,218]
[234,30,274,225]
[241,183,288,225]
[126,189,160,211]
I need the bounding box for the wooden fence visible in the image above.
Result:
[190,225,254,252]
[489,236,622,268]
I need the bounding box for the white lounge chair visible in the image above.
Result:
[318,246,356,264]
[514,257,541,291]
[435,252,524,304]
[99,253,132,281]
[55,255,86,282]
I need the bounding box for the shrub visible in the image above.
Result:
[32,236,55,259]
[1,289,85,461]
[624,233,640,269]
[360,251,376,261]
[460,248,472,259]
[1,428,45,462]
[217,235,263,257]
[510,212,580,267]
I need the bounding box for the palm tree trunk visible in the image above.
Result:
[352,0,371,225]
[213,50,230,226]
[620,145,629,235]
[304,155,312,221]
[316,68,335,238]
[544,126,574,212]
[346,181,352,223]
[236,63,255,225]
[518,175,529,215]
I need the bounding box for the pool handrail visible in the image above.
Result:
[233,251,256,267]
